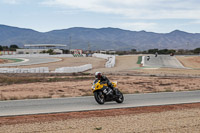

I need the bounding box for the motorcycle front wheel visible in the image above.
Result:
[115,91,124,103]
[94,91,105,104]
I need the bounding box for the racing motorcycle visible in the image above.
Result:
[91,79,124,104]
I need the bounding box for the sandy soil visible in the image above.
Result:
[176,56,200,69]
[136,68,200,77]
[0,59,5,63]
[0,75,200,100]
[0,59,13,64]
[0,103,200,133]
[87,55,140,73]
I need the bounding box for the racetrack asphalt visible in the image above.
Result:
[0,57,61,67]
[1,90,200,117]
[143,55,185,68]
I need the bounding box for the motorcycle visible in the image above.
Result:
[91,79,124,104]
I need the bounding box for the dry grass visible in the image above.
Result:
[0,75,199,101]
[0,75,93,86]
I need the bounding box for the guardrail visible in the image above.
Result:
[54,64,92,73]
[92,53,115,68]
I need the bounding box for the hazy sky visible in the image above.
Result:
[0,0,200,33]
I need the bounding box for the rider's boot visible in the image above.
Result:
[113,87,120,96]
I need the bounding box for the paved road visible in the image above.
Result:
[143,55,185,68]
[0,57,61,67]
[1,91,200,117]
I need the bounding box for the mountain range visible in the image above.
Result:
[0,24,199,50]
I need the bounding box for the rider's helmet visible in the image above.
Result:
[95,72,102,80]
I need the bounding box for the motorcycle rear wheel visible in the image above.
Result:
[94,91,105,104]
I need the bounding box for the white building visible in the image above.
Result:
[16,44,67,54]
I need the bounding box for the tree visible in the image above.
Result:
[10,44,19,49]
[158,49,169,54]
[2,46,8,50]
[131,49,136,52]
[167,49,176,54]
[177,49,185,54]
[9,44,19,51]
[0,45,3,51]
[46,49,54,55]
[148,49,158,54]
[193,48,200,54]
[40,50,46,54]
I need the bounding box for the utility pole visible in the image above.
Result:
[69,36,71,50]
[69,36,71,54]
[88,41,91,52]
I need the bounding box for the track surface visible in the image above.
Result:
[0,57,61,66]
[144,55,185,68]
[1,90,200,117]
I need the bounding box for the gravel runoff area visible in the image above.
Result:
[0,55,199,132]
[0,103,200,133]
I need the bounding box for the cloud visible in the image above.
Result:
[41,0,200,19]
[2,0,21,4]
[191,20,200,24]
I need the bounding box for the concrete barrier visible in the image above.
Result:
[105,56,115,68]
[92,53,115,68]
[141,56,145,66]
[0,67,49,73]
[0,64,92,73]
[54,64,92,73]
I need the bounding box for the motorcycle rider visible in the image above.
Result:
[95,72,118,95]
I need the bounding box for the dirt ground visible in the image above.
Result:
[0,55,200,132]
[0,59,5,63]
[87,55,140,74]
[0,75,200,100]
[0,59,12,64]
[176,56,200,69]
[0,103,200,133]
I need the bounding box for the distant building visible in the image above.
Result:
[16,44,67,54]
[100,50,106,54]
[70,49,83,55]
[100,50,116,54]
